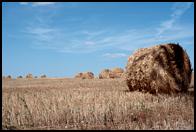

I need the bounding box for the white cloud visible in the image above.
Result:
[84,41,96,46]
[22,2,193,55]
[82,30,106,36]
[171,2,193,17]
[19,2,56,6]
[25,22,193,54]
[19,2,29,5]
[32,2,56,6]
[102,53,128,58]
[28,27,55,35]
[25,27,57,42]
[157,2,192,36]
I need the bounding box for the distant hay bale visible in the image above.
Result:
[99,69,115,79]
[75,72,83,78]
[75,72,94,79]
[41,74,47,78]
[26,73,33,79]
[83,72,94,79]
[111,67,124,78]
[112,67,124,73]
[125,43,192,94]
[99,68,124,79]
[6,75,12,79]
[17,76,23,79]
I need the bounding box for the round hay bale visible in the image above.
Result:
[111,67,124,78]
[125,43,192,94]
[75,73,83,78]
[17,76,23,79]
[75,72,94,79]
[41,74,47,78]
[82,72,94,79]
[112,67,124,73]
[99,69,115,79]
[26,73,33,79]
[6,75,12,79]
[189,72,194,88]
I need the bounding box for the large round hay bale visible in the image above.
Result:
[189,72,194,88]
[125,43,192,94]
[74,72,94,79]
[99,69,115,79]
[26,73,33,79]
[111,67,124,78]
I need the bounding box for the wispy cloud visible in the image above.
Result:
[84,41,96,46]
[23,2,193,56]
[102,53,128,58]
[19,2,28,5]
[157,2,192,36]
[25,27,57,41]
[26,23,193,54]
[32,2,56,6]
[19,2,56,6]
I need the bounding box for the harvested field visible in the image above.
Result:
[2,76,194,130]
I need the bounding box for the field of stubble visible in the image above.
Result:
[2,76,194,130]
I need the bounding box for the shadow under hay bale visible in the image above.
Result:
[125,43,192,94]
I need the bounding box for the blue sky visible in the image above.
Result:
[2,2,194,78]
